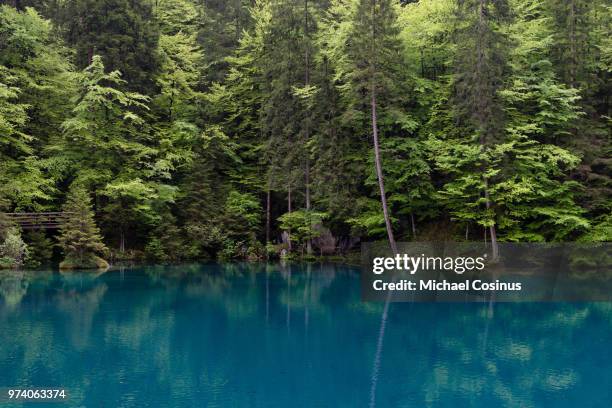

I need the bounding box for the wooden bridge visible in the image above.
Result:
[2,212,73,230]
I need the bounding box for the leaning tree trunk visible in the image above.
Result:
[287,186,292,252]
[371,85,398,255]
[368,5,398,408]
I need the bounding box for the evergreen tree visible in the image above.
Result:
[547,0,611,236]
[24,229,53,266]
[59,0,160,92]
[195,0,252,86]
[330,0,405,253]
[216,23,269,237]
[437,0,512,257]
[498,0,588,240]
[58,54,152,187]
[57,185,108,268]
[178,125,242,258]
[253,0,326,250]
[0,0,610,263]
[58,55,167,251]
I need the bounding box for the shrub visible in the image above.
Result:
[0,227,29,269]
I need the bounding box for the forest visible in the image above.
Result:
[0,0,610,268]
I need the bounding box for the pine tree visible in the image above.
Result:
[59,0,160,92]
[1,0,610,260]
[497,0,588,240]
[547,0,611,236]
[257,0,321,250]
[24,229,53,266]
[438,0,512,257]
[331,0,405,253]
[57,185,108,269]
[195,0,252,86]
[217,6,269,238]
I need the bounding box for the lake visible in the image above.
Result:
[0,263,610,407]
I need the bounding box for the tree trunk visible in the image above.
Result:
[305,158,312,254]
[120,228,125,253]
[568,0,577,87]
[371,86,398,255]
[266,184,271,244]
[304,0,313,256]
[287,186,292,252]
[410,212,417,240]
[477,0,499,261]
[369,0,397,255]
[484,180,499,260]
[489,225,499,260]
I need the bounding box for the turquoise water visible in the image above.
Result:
[0,263,610,407]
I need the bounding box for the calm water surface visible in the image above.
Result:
[0,263,610,407]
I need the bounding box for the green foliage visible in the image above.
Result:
[24,230,53,267]
[0,66,29,155]
[347,198,392,237]
[154,0,199,36]
[279,210,328,250]
[155,31,203,122]
[60,0,160,92]
[144,212,184,263]
[0,0,609,268]
[0,211,12,241]
[196,0,252,85]
[579,214,612,243]
[57,185,108,268]
[0,5,70,210]
[59,55,152,182]
[0,227,29,269]
[225,191,261,232]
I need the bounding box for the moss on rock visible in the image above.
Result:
[59,255,109,270]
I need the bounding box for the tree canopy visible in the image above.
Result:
[0,0,609,264]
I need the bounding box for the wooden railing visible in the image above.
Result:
[2,212,73,230]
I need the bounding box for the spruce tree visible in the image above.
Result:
[443,0,511,257]
[258,0,323,250]
[547,0,611,236]
[195,0,252,86]
[498,0,588,240]
[334,0,405,253]
[58,185,108,268]
[59,0,160,92]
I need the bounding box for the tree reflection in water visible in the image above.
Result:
[0,264,609,407]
